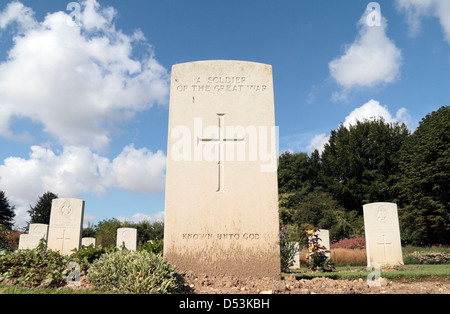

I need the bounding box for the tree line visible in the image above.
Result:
[0,191,163,249]
[278,106,449,246]
[1,106,448,246]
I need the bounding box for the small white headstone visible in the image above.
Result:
[81,237,96,247]
[116,228,137,251]
[363,202,403,266]
[47,198,85,255]
[18,223,49,250]
[317,229,330,258]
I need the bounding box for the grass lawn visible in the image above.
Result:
[0,284,98,294]
[285,264,450,281]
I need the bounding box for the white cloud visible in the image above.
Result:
[117,211,164,224]
[107,145,166,194]
[343,99,412,128]
[396,0,450,43]
[0,1,37,32]
[0,0,169,151]
[0,145,166,226]
[344,99,392,127]
[329,5,402,97]
[306,133,329,154]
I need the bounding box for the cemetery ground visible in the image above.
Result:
[0,247,449,295]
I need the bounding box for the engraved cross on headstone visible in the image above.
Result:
[377,234,393,263]
[56,230,71,253]
[197,113,245,192]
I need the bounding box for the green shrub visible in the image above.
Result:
[0,225,15,251]
[0,240,70,288]
[87,249,185,294]
[139,239,164,255]
[407,252,450,264]
[279,225,299,272]
[70,244,117,271]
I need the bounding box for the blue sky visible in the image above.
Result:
[0,0,449,228]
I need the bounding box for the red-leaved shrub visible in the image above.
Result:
[331,235,366,249]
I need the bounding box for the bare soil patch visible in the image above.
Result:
[182,272,450,294]
[65,270,449,294]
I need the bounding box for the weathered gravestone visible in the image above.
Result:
[317,229,330,258]
[47,198,85,255]
[18,223,48,250]
[164,60,280,278]
[81,237,96,247]
[116,228,137,251]
[363,202,403,266]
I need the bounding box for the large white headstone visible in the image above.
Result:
[116,228,137,251]
[164,60,280,278]
[18,223,48,250]
[47,198,85,255]
[363,202,403,266]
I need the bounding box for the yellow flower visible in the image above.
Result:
[305,254,309,259]
[307,230,314,235]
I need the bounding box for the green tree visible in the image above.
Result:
[321,118,409,213]
[278,151,322,194]
[290,190,362,241]
[397,106,450,245]
[95,218,122,248]
[82,222,97,238]
[27,192,58,226]
[0,191,15,229]
[278,151,310,193]
[134,220,164,242]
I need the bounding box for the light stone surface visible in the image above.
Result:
[18,223,48,250]
[116,228,137,251]
[317,229,330,258]
[164,60,280,278]
[47,198,85,255]
[81,237,96,247]
[363,202,403,266]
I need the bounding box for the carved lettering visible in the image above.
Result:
[182,233,260,240]
[175,76,268,93]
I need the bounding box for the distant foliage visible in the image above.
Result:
[408,252,450,265]
[27,191,58,225]
[278,108,450,246]
[330,235,366,249]
[0,191,15,229]
[397,106,450,245]
[0,225,16,251]
[87,249,185,294]
[90,218,164,248]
